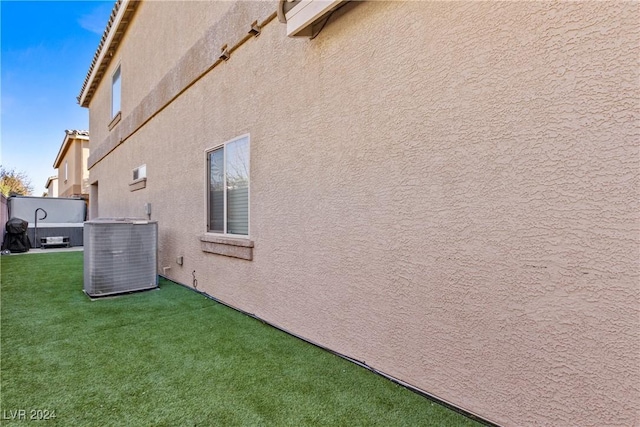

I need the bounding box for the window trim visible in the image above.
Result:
[199,234,254,261]
[133,164,147,181]
[129,164,147,191]
[283,0,343,37]
[111,64,122,120]
[204,133,250,238]
[108,111,121,130]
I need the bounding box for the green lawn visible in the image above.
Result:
[1,252,481,426]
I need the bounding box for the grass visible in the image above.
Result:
[1,252,481,426]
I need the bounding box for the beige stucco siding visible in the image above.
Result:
[88,1,235,152]
[121,0,235,114]
[45,177,58,198]
[58,139,89,198]
[86,2,639,426]
[81,144,89,192]
[88,52,117,152]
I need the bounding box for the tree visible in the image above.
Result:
[0,166,34,197]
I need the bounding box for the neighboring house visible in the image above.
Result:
[78,2,639,426]
[44,176,58,197]
[52,130,89,199]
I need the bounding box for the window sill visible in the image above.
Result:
[129,177,147,191]
[200,234,254,260]
[108,111,122,130]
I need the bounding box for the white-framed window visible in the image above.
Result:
[133,164,146,181]
[111,65,121,118]
[206,134,250,236]
[64,161,68,182]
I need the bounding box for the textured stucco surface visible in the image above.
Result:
[57,139,89,198]
[88,1,236,150]
[86,2,639,426]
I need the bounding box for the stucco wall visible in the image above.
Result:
[86,2,639,426]
[46,179,58,198]
[81,142,89,195]
[88,1,235,153]
[57,138,89,198]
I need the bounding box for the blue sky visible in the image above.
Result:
[1,0,113,194]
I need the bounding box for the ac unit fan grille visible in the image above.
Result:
[84,220,158,297]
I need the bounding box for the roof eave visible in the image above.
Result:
[77,0,139,108]
[45,176,58,188]
[53,131,90,169]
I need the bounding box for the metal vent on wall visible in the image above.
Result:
[84,219,158,297]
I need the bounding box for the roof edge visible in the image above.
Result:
[77,0,139,108]
[53,130,90,169]
[45,175,58,188]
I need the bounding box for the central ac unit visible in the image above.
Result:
[84,219,158,297]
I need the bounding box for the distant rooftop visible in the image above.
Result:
[65,130,90,137]
[54,130,90,169]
